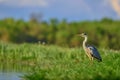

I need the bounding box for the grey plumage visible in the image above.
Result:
[87,45,102,61]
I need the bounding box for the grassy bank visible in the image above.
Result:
[0,42,120,80]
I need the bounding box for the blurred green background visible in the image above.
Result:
[0,17,120,50]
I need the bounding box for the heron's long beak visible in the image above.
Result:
[77,34,82,37]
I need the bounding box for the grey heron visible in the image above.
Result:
[78,33,102,62]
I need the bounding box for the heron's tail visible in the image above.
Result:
[98,58,102,62]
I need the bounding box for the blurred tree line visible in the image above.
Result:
[0,17,120,50]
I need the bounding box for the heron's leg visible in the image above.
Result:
[90,57,94,65]
[91,57,94,61]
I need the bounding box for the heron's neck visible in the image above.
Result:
[83,36,87,49]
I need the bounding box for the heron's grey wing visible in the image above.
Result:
[87,45,102,61]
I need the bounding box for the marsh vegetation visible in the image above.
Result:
[0,42,120,80]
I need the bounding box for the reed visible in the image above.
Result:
[0,42,120,80]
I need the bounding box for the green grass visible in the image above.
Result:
[0,42,120,80]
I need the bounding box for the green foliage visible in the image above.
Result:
[23,69,49,80]
[0,42,120,80]
[22,47,120,80]
[0,18,120,49]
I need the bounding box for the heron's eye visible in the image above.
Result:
[84,33,87,35]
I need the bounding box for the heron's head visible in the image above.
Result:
[77,33,87,37]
